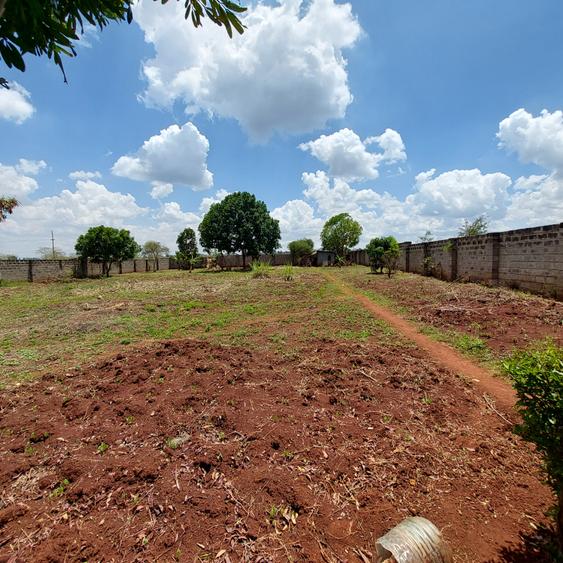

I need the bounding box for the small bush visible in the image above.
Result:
[250,261,270,278]
[281,264,294,281]
[503,343,563,547]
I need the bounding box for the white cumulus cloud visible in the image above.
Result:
[299,128,406,181]
[112,122,213,190]
[271,199,324,247]
[407,168,511,218]
[150,181,174,199]
[1,180,147,257]
[69,170,102,181]
[498,108,563,173]
[0,82,35,124]
[365,128,407,163]
[0,159,47,200]
[134,0,361,141]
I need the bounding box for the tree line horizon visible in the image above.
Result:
[64,191,487,276]
[1,191,489,268]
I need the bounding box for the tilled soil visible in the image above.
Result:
[0,339,554,562]
[352,273,563,355]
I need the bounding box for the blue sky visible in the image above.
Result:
[1,0,562,257]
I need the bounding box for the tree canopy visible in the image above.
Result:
[142,240,169,266]
[320,213,362,263]
[0,0,245,83]
[459,215,488,237]
[366,235,400,277]
[199,191,280,267]
[75,225,140,276]
[288,238,314,266]
[0,197,17,222]
[176,227,199,270]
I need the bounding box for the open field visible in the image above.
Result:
[0,268,560,561]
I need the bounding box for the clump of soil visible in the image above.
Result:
[0,339,554,561]
[355,273,563,355]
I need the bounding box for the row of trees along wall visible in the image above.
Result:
[2,222,561,299]
[393,222,563,299]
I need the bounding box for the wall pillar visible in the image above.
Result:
[491,233,500,283]
[450,238,458,280]
[27,260,33,282]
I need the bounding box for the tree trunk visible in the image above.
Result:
[558,488,563,553]
[242,250,246,269]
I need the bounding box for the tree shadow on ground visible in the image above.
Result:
[486,524,561,562]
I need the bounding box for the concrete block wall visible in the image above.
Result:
[408,244,426,275]
[0,260,32,281]
[0,259,76,282]
[497,224,562,295]
[0,256,174,282]
[456,234,496,281]
[396,222,563,299]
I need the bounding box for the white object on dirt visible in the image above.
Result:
[374,517,452,563]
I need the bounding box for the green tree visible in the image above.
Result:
[142,240,169,270]
[503,344,563,550]
[366,236,400,276]
[75,225,140,276]
[176,227,198,271]
[320,213,362,264]
[459,215,488,237]
[288,238,314,266]
[0,197,17,222]
[199,191,280,268]
[0,0,245,83]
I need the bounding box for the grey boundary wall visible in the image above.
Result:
[393,222,563,299]
[0,254,292,282]
[0,257,171,282]
[1,225,561,298]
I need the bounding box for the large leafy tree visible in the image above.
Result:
[320,213,362,264]
[0,0,245,84]
[75,225,140,276]
[199,191,280,267]
[176,227,198,270]
[288,238,314,266]
[0,197,17,221]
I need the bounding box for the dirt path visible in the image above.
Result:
[325,272,516,411]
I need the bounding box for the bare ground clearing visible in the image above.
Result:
[0,269,559,561]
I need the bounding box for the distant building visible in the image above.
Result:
[312,250,337,267]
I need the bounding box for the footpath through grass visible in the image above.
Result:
[1,268,398,387]
[328,266,563,369]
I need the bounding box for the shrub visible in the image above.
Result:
[503,343,563,548]
[366,236,400,277]
[281,264,294,281]
[288,239,314,266]
[250,261,270,278]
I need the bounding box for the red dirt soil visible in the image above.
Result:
[351,273,563,356]
[0,339,554,562]
[327,273,516,411]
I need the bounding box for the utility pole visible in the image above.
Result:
[51,231,55,259]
